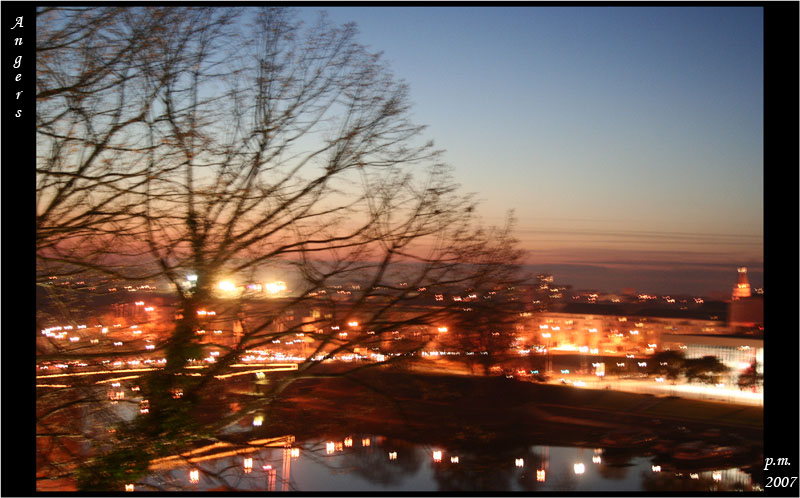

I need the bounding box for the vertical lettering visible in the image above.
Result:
[11,17,23,29]
[15,38,22,46]
[16,91,23,99]
[13,55,22,69]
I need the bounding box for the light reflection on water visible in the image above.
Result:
[142,435,755,492]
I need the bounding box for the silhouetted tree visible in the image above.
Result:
[647,350,686,382]
[736,361,762,391]
[35,6,522,491]
[442,289,524,375]
[683,356,729,385]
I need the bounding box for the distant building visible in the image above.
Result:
[728,267,763,329]
[731,267,751,300]
[661,333,763,375]
[728,296,764,329]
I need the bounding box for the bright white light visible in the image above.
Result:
[433,450,442,462]
[326,442,335,454]
[652,465,661,472]
[219,280,236,292]
[264,281,287,294]
[125,484,134,492]
[389,452,397,460]
[253,415,263,426]
[592,455,602,464]
[515,458,524,468]
[187,274,198,282]
[190,470,199,483]
[574,463,585,474]
[450,456,459,463]
[537,470,546,482]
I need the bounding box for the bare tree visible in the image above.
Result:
[35,7,523,491]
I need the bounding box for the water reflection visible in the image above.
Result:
[141,434,757,492]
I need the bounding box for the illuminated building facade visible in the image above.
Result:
[520,310,728,356]
[732,267,751,300]
[661,333,763,375]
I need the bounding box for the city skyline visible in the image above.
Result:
[26,5,792,494]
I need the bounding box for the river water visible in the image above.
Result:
[141,434,757,492]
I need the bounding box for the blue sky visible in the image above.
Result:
[298,6,764,293]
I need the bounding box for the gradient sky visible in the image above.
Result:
[301,7,764,294]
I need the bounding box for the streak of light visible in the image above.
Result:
[213,365,298,379]
[95,375,144,384]
[150,436,295,470]
[36,368,158,379]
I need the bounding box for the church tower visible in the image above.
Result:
[732,267,751,300]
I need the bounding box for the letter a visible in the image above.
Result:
[11,17,23,29]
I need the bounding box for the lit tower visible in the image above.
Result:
[732,267,751,300]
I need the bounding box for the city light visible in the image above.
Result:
[515,458,524,468]
[389,452,397,460]
[593,455,602,464]
[125,484,134,492]
[326,442,335,454]
[574,463,585,474]
[450,456,459,463]
[190,469,199,483]
[536,470,546,482]
[265,281,287,294]
[219,280,237,292]
[433,450,442,462]
[243,458,253,473]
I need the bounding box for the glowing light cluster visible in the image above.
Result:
[219,280,237,292]
[265,281,287,294]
